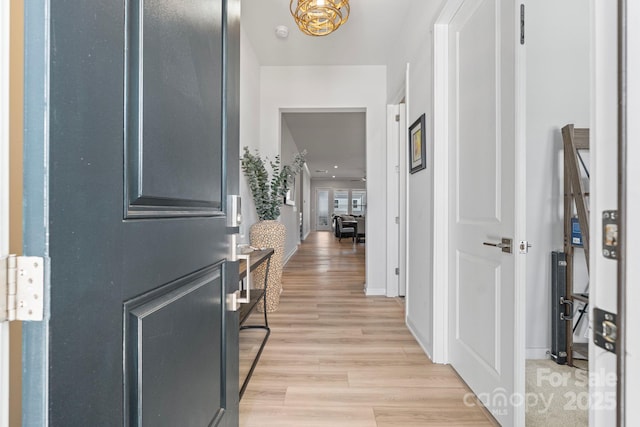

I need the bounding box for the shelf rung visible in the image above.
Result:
[572,293,589,303]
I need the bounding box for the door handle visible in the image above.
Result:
[227,253,251,312]
[482,238,513,253]
[226,195,246,312]
[236,254,250,304]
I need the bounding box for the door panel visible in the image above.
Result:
[455,0,499,224]
[448,0,516,424]
[456,251,500,372]
[22,1,240,425]
[125,267,224,426]
[126,0,223,217]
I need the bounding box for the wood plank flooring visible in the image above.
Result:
[239,231,497,426]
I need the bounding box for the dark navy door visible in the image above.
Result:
[22,0,240,425]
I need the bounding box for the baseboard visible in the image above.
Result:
[303,230,310,241]
[526,347,551,360]
[284,246,297,265]
[364,286,386,296]
[406,316,434,362]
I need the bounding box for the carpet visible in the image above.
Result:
[525,359,588,426]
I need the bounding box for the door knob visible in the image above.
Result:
[483,238,513,253]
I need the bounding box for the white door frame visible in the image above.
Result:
[397,103,407,297]
[589,1,619,425]
[433,1,526,424]
[626,1,639,424]
[1,1,12,426]
[386,105,400,297]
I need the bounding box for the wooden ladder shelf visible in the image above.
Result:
[562,124,590,366]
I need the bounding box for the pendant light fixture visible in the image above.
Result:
[290,0,350,37]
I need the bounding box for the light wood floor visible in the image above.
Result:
[239,231,497,426]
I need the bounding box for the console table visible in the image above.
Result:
[238,248,273,398]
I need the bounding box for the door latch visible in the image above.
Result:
[593,307,617,353]
[519,240,532,254]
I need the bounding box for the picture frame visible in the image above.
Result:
[409,113,426,174]
[284,174,296,206]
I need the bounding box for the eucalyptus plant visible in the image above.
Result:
[241,146,306,221]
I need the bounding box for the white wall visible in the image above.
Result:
[525,0,590,358]
[405,48,435,357]
[280,117,302,262]
[386,2,445,103]
[239,25,261,243]
[260,66,387,295]
[396,1,445,358]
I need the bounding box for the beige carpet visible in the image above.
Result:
[526,359,588,426]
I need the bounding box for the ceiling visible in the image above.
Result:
[241,0,424,180]
[241,0,418,66]
[283,112,366,179]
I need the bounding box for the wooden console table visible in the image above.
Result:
[238,248,273,398]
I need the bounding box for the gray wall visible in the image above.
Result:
[280,117,304,262]
[525,0,590,358]
[239,26,261,243]
[403,3,443,358]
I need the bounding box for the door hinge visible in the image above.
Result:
[519,240,532,254]
[0,255,45,322]
[395,267,399,275]
[520,4,525,45]
[395,114,400,122]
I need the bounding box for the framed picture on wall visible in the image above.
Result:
[409,113,426,174]
[284,174,296,206]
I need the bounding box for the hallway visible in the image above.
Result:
[239,232,496,426]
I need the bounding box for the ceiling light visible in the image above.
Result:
[334,165,338,169]
[290,0,350,37]
[332,175,336,178]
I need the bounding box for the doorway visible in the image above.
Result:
[315,188,367,233]
[316,188,331,231]
[433,0,605,425]
[523,1,592,425]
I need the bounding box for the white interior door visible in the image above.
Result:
[447,0,519,424]
[316,189,331,231]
